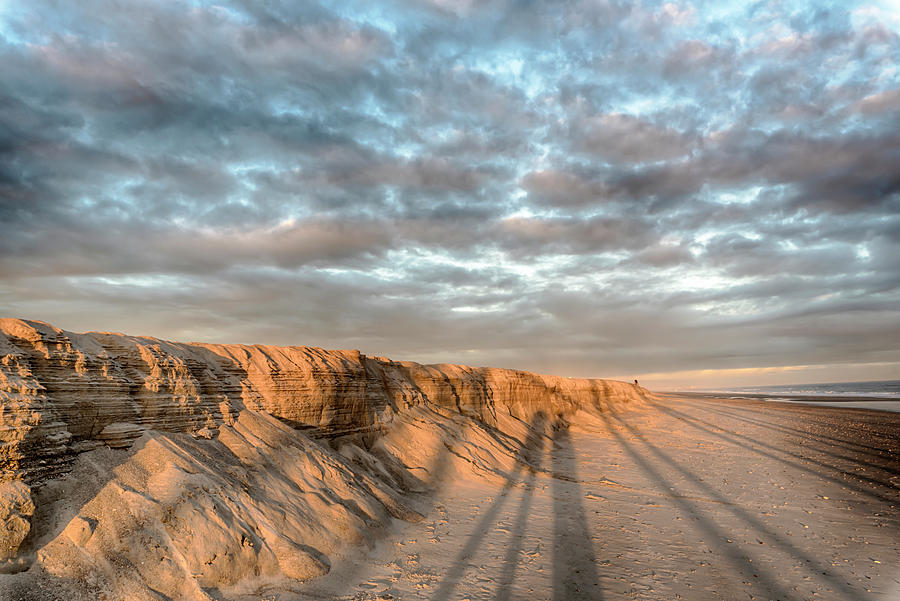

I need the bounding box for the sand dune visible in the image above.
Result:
[0,318,647,599]
[3,319,897,600]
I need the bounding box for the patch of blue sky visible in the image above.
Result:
[331,1,399,36]
[471,48,556,97]
[0,2,28,45]
[391,142,419,160]
[361,92,405,130]
[850,1,900,33]
[610,94,676,119]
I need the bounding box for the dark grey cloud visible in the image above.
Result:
[566,113,696,163]
[496,215,659,258]
[1,0,899,386]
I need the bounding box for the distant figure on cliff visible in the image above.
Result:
[634,379,639,386]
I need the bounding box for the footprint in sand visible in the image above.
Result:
[525,543,543,560]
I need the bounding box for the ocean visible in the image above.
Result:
[701,379,900,413]
[716,379,900,399]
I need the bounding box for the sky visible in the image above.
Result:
[1,0,899,389]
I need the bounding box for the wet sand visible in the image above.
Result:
[286,394,900,601]
[670,391,900,414]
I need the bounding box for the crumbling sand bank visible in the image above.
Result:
[0,318,649,599]
[3,319,896,600]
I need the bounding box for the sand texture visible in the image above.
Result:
[2,319,897,600]
[289,395,900,601]
[0,318,649,598]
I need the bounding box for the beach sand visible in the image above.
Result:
[286,394,900,601]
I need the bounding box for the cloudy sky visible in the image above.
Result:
[1,0,899,388]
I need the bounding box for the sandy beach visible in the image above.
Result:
[671,391,900,414]
[288,394,900,601]
[5,0,900,598]
[2,322,898,600]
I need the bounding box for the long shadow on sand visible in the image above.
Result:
[550,425,602,601]
[597,409,797,601]
[644,399,900,504]
[493,416,546,601]
[695,400,898,460]
[605,408,870,601]
[293,401,459,601]
[430,412,605,601]
[429,412,549,601]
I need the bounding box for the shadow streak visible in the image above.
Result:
[682,397,894,453]
[551,424,602,601]
[645,399,899,504]
[493,414,547,601]
[607,408,869,601]
[597,410,795,601]
[697,403,899,478]
[430,412,548,601]
[695,400,897,460]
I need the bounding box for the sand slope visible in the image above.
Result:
[0,318,648,599]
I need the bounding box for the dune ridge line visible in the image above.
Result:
[0,317,649,600]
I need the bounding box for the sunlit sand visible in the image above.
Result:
[295,395,900,601]
[2,320,898,600]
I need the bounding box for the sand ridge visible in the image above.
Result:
[6,318,894,600]
[0,318,649,599]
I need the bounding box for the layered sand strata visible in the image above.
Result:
[0,318,648,599]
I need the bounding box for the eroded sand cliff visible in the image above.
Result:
[0,318,649,600]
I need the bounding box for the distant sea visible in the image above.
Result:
[714,379,900,399]
[698,379,900,413]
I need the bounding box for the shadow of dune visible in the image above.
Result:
[430,412,548,601]
[14,438,150,571]
[327,403,457,598]
[695,400,897,459]
[606,408,869,601]
[494,413,547,601]
[550,424,603,601]
[597,410,795,601]
[645,399,900,504]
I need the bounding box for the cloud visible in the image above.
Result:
[568,113,694,163]
[853,88,900,115]
[0,211,395,277]
[0,0,898,383]
[496,215,658,257]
